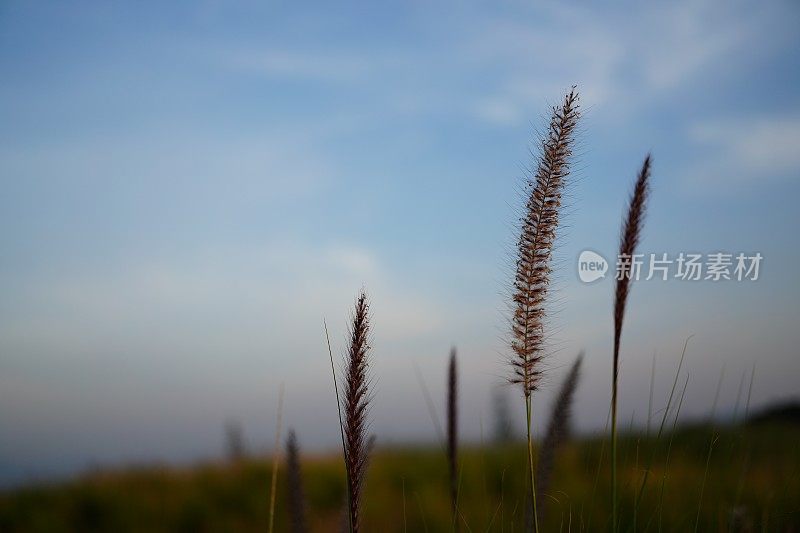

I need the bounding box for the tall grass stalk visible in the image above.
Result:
[509,87,579,533]
[285,429,308,533]
[342,291,373,533]
[612,155,651,532]
[268,382,285,533]
[447,348,459,530]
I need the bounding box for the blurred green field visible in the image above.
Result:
[1,423,797,532]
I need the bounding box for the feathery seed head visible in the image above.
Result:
[342,290,372,533]
[614,155,652,365]
[510,87,580,397]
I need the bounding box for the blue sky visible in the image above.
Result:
[1,0,799,485]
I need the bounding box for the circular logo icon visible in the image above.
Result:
[577,250,608,283]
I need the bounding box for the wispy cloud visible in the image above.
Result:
[634,1,753,91]
[198,1,783,130]
[466,0,778,126]
[223,49,371,83]
[686,115,800,186]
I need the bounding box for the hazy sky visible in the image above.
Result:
[1,0,799,486]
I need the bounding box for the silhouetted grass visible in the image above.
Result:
[509,86,580,533]
[611,154,652,532]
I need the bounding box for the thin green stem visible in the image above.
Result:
[611,371,619,533]
[634,352,657,531]
[526,396,540,533]
[268,382,285,533]
[633,336,692,519]
[402,477,407,533]
[657,374,689,532]
[694,435,718,532]
[588,404,611,525]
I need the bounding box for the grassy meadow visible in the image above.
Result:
[1,422,797,532]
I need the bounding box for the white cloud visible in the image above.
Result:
[686,115,800,186]
[223,49,370,83]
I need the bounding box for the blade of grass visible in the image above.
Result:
[733,364,757,514]
[589,404,612,526]
[744,363,755,421]
[694,435,718,532]
[731,370,746,425]
[402,477,407,533]
[414,492,429,533]
[412,361,445,449]
[709,363,726,423]
[656,374,689,533]
[632,336,692,529]
[647,352,656,437]
[324,319,352,533]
